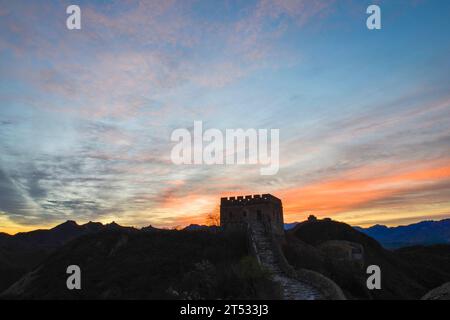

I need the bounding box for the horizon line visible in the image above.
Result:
[2,216,450,237]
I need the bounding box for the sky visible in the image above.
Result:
[0,0,449,234]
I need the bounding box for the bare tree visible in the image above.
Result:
[206,211,220,226]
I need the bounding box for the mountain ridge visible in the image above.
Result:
[283,218,450,248]
[2,217,449,250]
[354,218,450,248]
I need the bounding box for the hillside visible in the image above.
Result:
[0,221,136,292]
[1,228,279,300]
[283,219,450,299]
[395,244,450,289]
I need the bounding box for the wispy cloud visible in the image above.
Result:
[0,0,449,233]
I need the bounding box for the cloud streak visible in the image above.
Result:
[0,0,449,233]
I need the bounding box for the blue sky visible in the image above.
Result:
[0,0,449,233]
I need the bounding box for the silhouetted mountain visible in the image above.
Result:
[283,219,450,299]
[141,225,159,232]
[284,222,299,230]
[0,220,134,292]
[355,219,450,248]
[183,224,208,231]
[1,220,134,250]
[183,224,220,231]
[0,232,11,240]
[82,221,104,232]
[1,228,278,300]
[104,221,136,232]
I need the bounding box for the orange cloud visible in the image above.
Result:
[279,159,450,221]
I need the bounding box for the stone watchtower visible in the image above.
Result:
[220,194,284,237]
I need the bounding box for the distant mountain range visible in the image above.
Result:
[0,220,136,249]
[2,218,449,250]
[354,219,450,249]
[284,222,299,230]
[284,218,450,249]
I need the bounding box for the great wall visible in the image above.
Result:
[220,194,346,300]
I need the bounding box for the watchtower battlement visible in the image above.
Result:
[220,194,282,207]
[220,193,284,236]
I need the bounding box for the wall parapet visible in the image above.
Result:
[269,230,346,300]
[221,194,281,207]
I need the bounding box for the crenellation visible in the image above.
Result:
[221,193,282,205]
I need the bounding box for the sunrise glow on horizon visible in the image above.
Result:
[1,0,450,235]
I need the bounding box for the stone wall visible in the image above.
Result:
[220,194,284,237]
